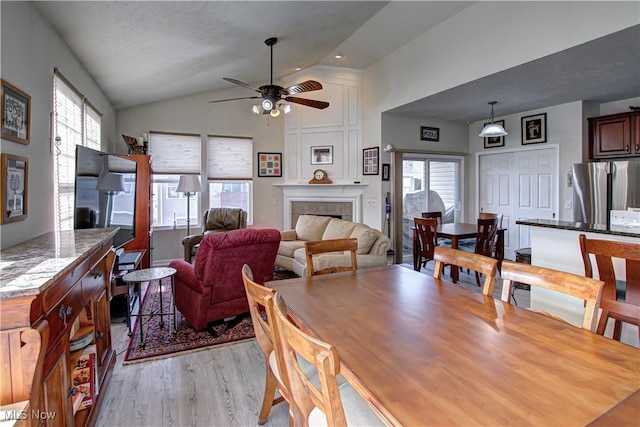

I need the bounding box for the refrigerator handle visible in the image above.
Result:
[605,162,612,174]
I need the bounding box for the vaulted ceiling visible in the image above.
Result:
[33,1,640,122]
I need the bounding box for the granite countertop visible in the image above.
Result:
[0,228,118,299]
[516,219,640,238]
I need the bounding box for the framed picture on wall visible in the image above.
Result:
[382,163,390,181]
[258,152,282,177]
[311,145,333,165]
[420,126,440,142]
[1,79,31,145]
[483,120,505,149]
[521,113,547,145]
[363,147,379,175]
[1,153,28,224]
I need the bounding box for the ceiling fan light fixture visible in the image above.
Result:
[479,101,508,137]
[269,108,280,117]
[282,104,291,114]
[252,105,262,115]
[261,98,274,111]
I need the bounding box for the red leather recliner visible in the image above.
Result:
[169,228,281,331]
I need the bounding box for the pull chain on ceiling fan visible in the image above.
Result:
[209,37,330,112]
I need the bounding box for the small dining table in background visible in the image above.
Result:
[269,265,640,426]
[413,222,505,282]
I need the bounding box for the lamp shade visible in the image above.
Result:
[96,172,125,193]
[478,101,508,137]
[479,123,508,137]
[176,175,202,193]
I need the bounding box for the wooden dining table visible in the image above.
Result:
[268,265,640,427]
[413,222,505,282]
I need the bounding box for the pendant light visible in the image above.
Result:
[479,101,508,137]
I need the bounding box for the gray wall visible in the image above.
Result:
[0,1,115,249]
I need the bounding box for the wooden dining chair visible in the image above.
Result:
[579,234,640,341]
[500,260,604,332]
[241,264,289,424]
[479,212,503,228]
[305,238,358,277]
[413,217,438,272]
[479,213,504,269]
[433,247,498,296]
[421,211,443,224]
[271,294,384,427]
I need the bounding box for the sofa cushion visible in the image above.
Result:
[295,215,332,242]
[322,218,357,240]
[350,225,378,255]
[278,240,306,258]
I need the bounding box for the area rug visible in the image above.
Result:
[123,267,299,364]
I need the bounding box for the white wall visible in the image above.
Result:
[363,1,639,228]
[116,86,285,263]
[0,2,115,249]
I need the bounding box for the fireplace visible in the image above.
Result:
[291,201,353,227]
[275,184,367,229]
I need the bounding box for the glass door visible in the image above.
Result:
[401,155,462,264]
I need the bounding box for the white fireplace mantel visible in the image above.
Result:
[273,183,368,229]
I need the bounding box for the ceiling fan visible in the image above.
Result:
[209,37,329,113]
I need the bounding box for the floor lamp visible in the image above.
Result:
[97,172,125,227]
[176,175,202,236]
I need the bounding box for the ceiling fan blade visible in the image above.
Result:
[282,80,323,95]
[285,97,330,109]
[223,77,262,93]
[209,96,260,103]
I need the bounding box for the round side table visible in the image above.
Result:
[122,267,177,348]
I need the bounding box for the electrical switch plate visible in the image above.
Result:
[564,200,572,209]
[365,199,377,207]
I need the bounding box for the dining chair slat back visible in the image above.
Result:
[305,238,358,277]
[579,234,640,341]
[421,211,443,225]
[272,293,384,427]
[241,264,289,424]
[433,247,498,296]
[272,293,346,426]
[500,260,604,332]
[413,217,438,272]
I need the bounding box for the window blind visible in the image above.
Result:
[53,71,101,232]
[149,131,201,174]
[206,136,253,180]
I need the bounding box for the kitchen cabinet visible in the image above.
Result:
[589,111,640,159]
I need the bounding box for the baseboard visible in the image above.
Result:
[152,259,174,267]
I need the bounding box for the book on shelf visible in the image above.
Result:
[71,345,98,414]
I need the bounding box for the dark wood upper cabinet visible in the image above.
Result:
[589,111,640,159]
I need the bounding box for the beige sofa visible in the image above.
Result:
[276,215,391,277]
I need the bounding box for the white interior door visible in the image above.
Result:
[478,147,558,261]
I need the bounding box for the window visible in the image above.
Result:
[53,71,101,233]
[207,136,253,224]
[148,133,253,229]
[148,132,201,228]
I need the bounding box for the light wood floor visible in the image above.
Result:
[96,265,528,426]
[95,320,290,427]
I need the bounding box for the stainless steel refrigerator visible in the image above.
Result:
[573,160,640,225]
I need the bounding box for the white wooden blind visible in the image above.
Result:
[206,136,252,180]
[149,131,201,174]
[53,71,101,232]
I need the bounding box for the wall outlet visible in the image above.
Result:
[564,200,572,209]
[365,199,377,207]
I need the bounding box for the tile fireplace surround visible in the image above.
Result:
[274,184,367,229]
